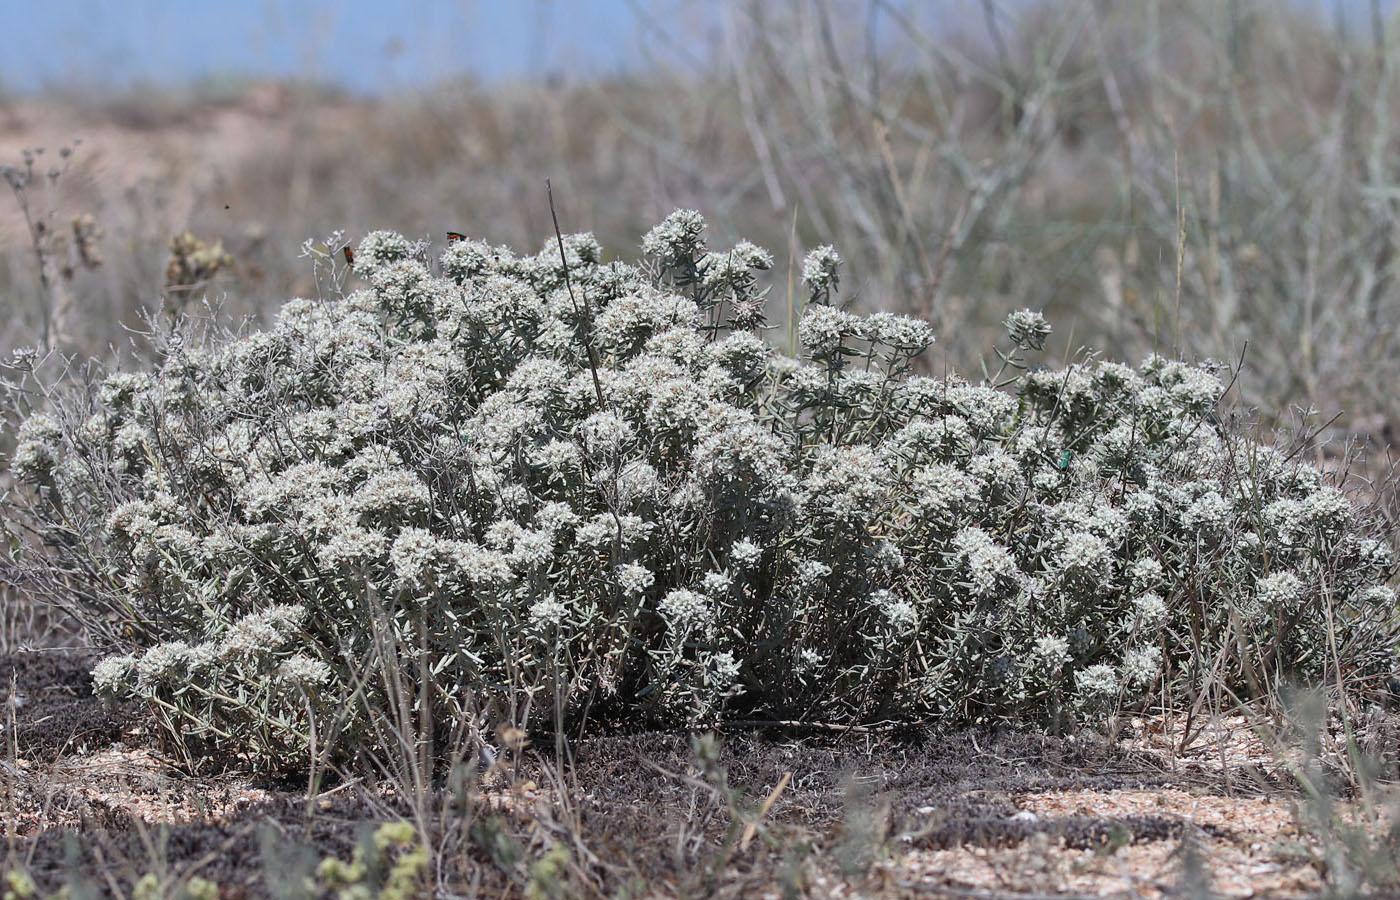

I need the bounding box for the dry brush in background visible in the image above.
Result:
[3,0,1400,444]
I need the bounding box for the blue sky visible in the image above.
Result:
[2,1,1393,96]
[1,0,661,94]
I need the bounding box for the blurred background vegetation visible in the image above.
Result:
[3,0,1399,446]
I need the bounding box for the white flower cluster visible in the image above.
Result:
[730,538,763,569]
[952,527,1021,598]
[1031,635,1071,673]
[278,655,333,690]
[642,209,707,270]
[1256,571,1303,609]
[798,305,863,360]
[9,210,1395,764]
[1076,664,1119,700]
[528,594,569,627]
[1121,646,1162,689]
[354,230,413,269]
[660,588,711,629]
[801,245,842,300]
[872,589,916,629]
[617,562,655,597]
[12,413,62,483]
[1004,308,1052,350]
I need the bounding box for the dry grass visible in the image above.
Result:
[4,648,1397,898]
[4,0,1400,441]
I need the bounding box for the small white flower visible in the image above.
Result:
[390,526,445,588]
[796,647,824,676]
[351,469,431,519]
[702,570,734,596]
[947,385,1015,436]
[12,413,62,482]
[965,543,1021,597]
[278,655,333,690]
[909,463,980,520]
[608,460,661,506]
[660,588,711,628]
[798,305,862,359]
[1354,584,1395,607]
[874,590,918,634]
[866,312,934,353]
[952,526,1020,597]
[528,595,569,626]
[1075,664,1119,699]
[317,526,387,568]
[221,605,308,655]
[535,440,582,474]
[1094,360,1139,394]
[1263,498,1308,548]
[99,371,152,409]
[574,513,653,550]
[1130,557,1165,592]
[136,642,196,689]
[1303,487,1352,537]
[704,332,769,377]
[794,558,832,588]
[92,655,138,696]
[1354,538,1395,573]
[617,562,655,597]
[1055,531,1111,579]
[1256,571,1304,609]
[705,650,742,691]
[642,209,706,265]
[966,450,1023,497]
[801,245,842,297]
[1125,492,1159,529]
[1031,636,1071,673]
[578,411,636,456]
[1132,592,1170,630]
[1161,364,1221,414]
[535,501,580,534]
[1181,491,1231,533]
[508,528,555,569]
[354,230,413,270]
[440,236,500,281]
[730,538,763,569]
[868,540,904,576]
[1004,308,1052,350]
[1122,646,1162,689]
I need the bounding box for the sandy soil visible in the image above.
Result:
[3,650,1392,898]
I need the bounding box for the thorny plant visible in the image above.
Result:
[1,211,1396,769]
[0,143,102,354]
[163,232,233,319]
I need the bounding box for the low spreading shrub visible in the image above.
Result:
[3,211,1396,767]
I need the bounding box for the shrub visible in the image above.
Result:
[3,211,1396,767]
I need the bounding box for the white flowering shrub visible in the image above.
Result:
[4,211,1396,766]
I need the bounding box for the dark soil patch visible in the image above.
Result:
[562,727,1215,862]
[8,724,1220,898]
[1,650,137,761]
[1,649,1362,898]
[907,810,1234,850]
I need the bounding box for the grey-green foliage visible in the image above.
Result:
[5,211,1396,765]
